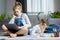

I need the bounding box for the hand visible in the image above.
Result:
[36,33,44,37]
[40,33,44,37]
[13,15,16,18]
[36,33,40,36]
[18,26,23,29]
[18,26,27,29]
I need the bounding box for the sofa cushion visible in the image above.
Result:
[27,12,39,27]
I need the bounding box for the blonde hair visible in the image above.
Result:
[13,2,22,12]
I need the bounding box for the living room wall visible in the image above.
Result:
[0,0,15,18]
[0,0,6,14]
[6,0,15,15]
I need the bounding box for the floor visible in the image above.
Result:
[0,35,60,40]
[0,30,60,40]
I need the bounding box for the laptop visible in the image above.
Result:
[5,24,19,32]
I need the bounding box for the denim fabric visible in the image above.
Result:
[14,18,24,27]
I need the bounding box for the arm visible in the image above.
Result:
[31,25,38,36]
[31,28,43,36]
[23,14,31,28]
[9,15,16,24]
[31,25,44,36]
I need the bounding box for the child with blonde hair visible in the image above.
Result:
[2,2,31,38]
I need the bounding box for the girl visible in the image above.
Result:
[31,19,49,37]
[2,2,31,38]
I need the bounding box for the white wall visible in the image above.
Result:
[42,0,54,14]
[27,0,55,14]
[27,0,31,12]
[0,0,6,14]
[1,0,60,15]
[27,0,42,12]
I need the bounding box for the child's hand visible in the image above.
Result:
[36,33,44,37]
[38,33,44,37]
[36,33,40,36]
[13,15,16,18]
[18,27,23,29]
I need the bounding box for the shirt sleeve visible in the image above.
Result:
[31,25,38,36]
[23,14,31,28]
[8,17,15,24]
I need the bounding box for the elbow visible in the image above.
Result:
[28,24,31,28]
[29,24,31,27]
[26,23,32,28]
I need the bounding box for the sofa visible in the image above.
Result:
[27,12,60,36]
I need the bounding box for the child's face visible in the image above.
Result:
[13,6,22,16]
[40,22,47,26]
[39,19,48,28]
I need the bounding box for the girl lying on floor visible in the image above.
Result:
[31,19,49,37]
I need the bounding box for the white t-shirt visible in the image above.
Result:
[9,13,31,28]
[31,24,48,36]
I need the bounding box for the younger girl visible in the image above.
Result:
[2,2,31,38]
[31,19,49,37]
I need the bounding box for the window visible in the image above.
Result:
[27,0,42,12]
[27,0,54,14]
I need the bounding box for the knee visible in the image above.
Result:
[23,27,28,32]
[22,27,28,35]
[2,24,5,29]
[1,24,8,31]
[23,28,28,32]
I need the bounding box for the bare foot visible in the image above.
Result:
[10,33,17,38]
